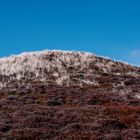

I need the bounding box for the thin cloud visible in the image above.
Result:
[129,49,140,66]
[130,49,140,58]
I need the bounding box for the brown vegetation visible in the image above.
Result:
[0,51,140,139]
[0,74,140,140]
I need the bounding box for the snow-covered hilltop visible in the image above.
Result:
[0,50,139,89]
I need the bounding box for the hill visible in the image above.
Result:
[0,50,140,140]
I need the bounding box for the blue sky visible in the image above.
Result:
[0,0,140,65]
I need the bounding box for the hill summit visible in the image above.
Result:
[0,50,139,89]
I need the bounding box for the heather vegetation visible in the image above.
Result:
[0,51,140,140]
[0,74,140,140]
